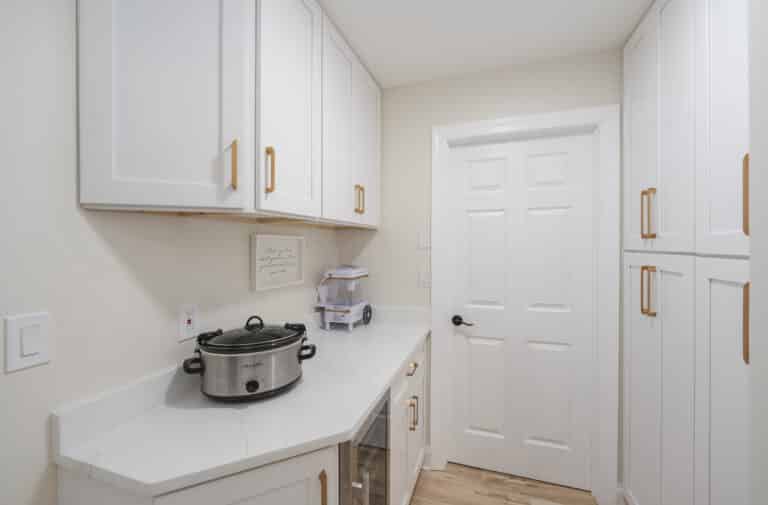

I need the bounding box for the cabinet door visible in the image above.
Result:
[623,253,695,505]
[352,62,382,228]
[258,0,322,217]
[695,258,751,505]
[389,386,409,505]
[321,19,358,223]
[78,0,249,210]
[623,11,659,252]
[695,0,750,256]
[156,447,338,505]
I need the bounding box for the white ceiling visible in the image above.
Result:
[317,0,653,88]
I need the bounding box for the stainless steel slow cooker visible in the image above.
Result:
[182,316,316,401]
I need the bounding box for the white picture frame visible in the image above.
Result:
[250,234,305,291]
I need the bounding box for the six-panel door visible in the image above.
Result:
[695,257,751,505]
[623,252,695,505]
[78,0,249,210]
[258,0,323,217]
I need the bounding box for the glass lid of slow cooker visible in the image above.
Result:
[197,316,305,352]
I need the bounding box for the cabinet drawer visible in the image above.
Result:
[156,447,338,505]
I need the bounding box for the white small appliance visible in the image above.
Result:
[316,266,373,331]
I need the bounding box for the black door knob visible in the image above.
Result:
[452,315,474,327]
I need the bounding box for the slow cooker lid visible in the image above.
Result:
[198,316,305,354]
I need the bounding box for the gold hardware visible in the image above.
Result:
[406,362,419,377]
[743,154,750,236]
[355,185,364,214]
[414,395,420,426]
[744,282,751,365]
[230,139,239,190]
[641,266,658,317]
[265,147,276,194]
[408,398,417,431]
[319,470,328,505]
[641,188,657,239]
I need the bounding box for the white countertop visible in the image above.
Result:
[53,309,430,497]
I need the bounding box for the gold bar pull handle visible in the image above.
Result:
[743,153,750,236]
[230,139,239,190]
[360,185,366,214]
[408,398,417,431]
[319,470,328,505]
[744,282,751,365]
[414,395,420,426]
[265,147,276,194]
[641,190,648,239]
[641,266,658,317]
[354,185,364,214]
[646,188,657,239]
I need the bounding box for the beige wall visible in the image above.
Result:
[0,2,340,504]
[339,51,623,306]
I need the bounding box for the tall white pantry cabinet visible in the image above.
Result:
[78,0,381,228]
[622,1,751,505]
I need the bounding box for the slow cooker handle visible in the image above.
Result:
[298,344,317,362]
[183,355,204,375]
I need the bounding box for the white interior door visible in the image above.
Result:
[439,133,598,490]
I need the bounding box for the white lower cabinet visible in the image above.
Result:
[390,345,427,505]
[695,257,751,505]
[623,253,695,505]
[157,448,338,505]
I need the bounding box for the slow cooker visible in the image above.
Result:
[182,315,316,401]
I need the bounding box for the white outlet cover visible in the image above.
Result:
[178,305,199,342]
[5,312,52,373]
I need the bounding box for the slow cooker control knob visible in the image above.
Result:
[245,380,260,393]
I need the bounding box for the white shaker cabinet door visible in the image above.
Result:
[695,258,751,505]
[78,0,249,210]
[353,61,382,228]
[156,447,338,505]
[257,0,323,217]
[623,253,695,505]
[623,0,696,253]
[695,0,750,256]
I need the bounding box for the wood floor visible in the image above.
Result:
[410,464,597,505]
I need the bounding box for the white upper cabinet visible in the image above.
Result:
[322,18,381,226]
[624,0,696,253]
[695,0,750,256]
[257,0,323,217]
[78,0,250,210]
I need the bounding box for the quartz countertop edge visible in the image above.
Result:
[53,310,430,497]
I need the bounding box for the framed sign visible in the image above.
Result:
[251,234,305,291]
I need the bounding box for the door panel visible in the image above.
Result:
[451,135,596,490]
[696,0,750,256]
[695,258,751,505]
[623,253,694,505]
[258,0,322,216]
[79,0,248,209]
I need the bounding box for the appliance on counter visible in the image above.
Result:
[182,315,316,401]
[316,266,373,331]
[340,392,389,505]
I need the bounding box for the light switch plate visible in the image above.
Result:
[5,312,51,373]
[178,305,199,343]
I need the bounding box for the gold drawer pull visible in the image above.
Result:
[265,147,276,194]
[230,139,239,190]
[319,470,328,505]
[641,266,657,317]
[744,282,751,365]
[743,153,750,236]
[641,188,657,239]
[408,398,417,431]
[406,362,419,377]
[355,185,365,214]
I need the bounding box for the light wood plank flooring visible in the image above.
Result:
[410,464,597,505]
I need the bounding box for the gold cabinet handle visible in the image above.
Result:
[744,282,751,365]
[361,185,366,214]
[354,185,365,214]
[641,188,657,239]
[406,362,419,377]
[641,266,658,317]
[230,139,239,190]
[265,147,276,194]
[414,395,420,426]
[319,470,328,505]
[408,398,417,431]
[743,153,750,237]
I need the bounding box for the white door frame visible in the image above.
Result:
[429,106,621,505]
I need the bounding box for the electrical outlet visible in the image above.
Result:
[179,305,199,342]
